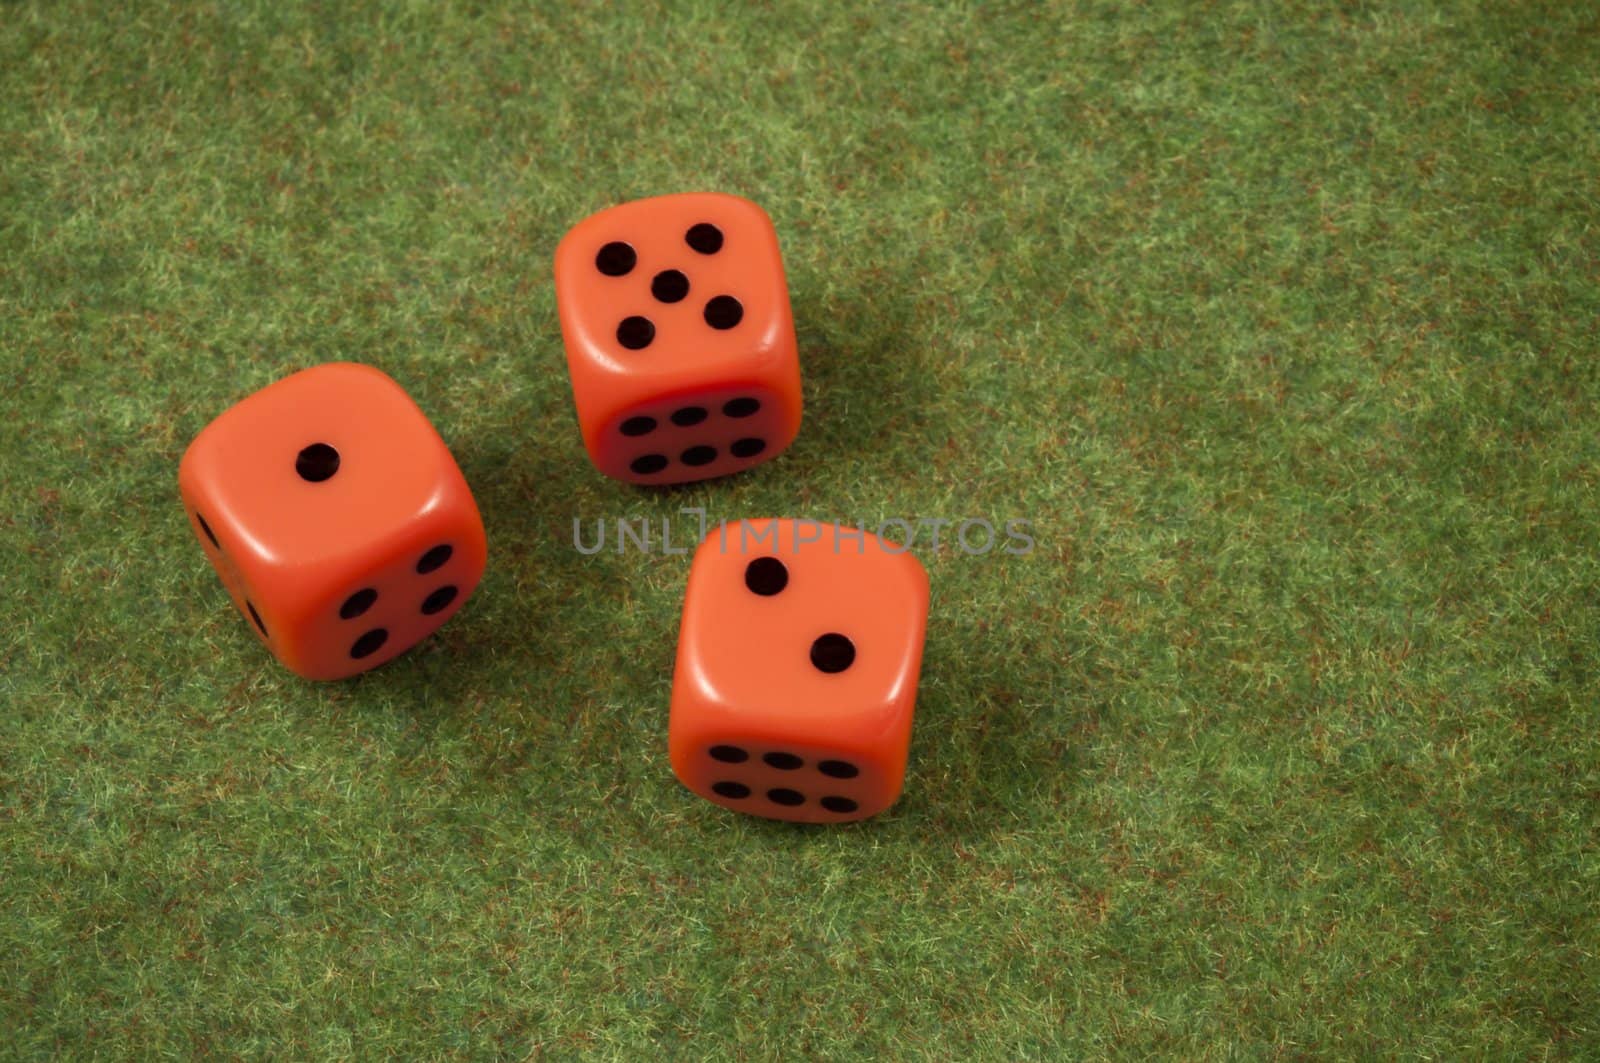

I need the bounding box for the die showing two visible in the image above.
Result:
[671,519,929,823]
[180,193,928,822]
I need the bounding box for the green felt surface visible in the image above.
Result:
[3,1,1598,1056]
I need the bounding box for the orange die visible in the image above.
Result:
[554,193,802,485]
[669,519,930,823]
[178,363,487,680]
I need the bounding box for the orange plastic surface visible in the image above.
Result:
[669,519,930,823]
[554,193,802,485]
[178,363,487,680]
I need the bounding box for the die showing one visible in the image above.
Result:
[669,519,930,823]
[178,363,487,680]
[554,193,802,485]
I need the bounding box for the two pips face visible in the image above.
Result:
[668,519,930,824]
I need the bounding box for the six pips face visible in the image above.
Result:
[705,743,864,815]
[621,393,770,479]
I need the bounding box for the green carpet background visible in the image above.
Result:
[2,1,1597,1056]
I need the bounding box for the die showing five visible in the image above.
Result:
[178,363,487,680]
[669,520,931,823]
[554,193,802,485]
